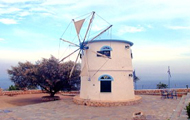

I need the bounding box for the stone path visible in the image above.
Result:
[170,95,186,120]
[171,93,190,120]
[0,95,180,120]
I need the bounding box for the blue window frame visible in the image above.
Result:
[100,46,112,51]
[99,74,113,92]
[97,46,112,57]
[98,74,114,81]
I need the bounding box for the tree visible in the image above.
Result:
[7,56,81,97]
[156,82,168,89]
[7,61,37,90]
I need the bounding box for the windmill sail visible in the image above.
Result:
[60,11,112,78]
[74,19,85,35]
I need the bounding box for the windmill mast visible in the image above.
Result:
[83,11,95,42]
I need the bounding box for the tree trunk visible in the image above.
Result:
[50,92,55,97]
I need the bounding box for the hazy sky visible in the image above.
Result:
[0,0,190,86]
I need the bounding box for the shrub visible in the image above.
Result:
[185,102,190,119]
[8,85,20,91]
[156,82,168,89]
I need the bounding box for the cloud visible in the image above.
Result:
[91,25,103,31]
[42,0,78,5]
[0,0,37,3]
[118,25,145,35]
[110,0,190,23]
[0,18,17,24]
[19,11,30,17]
[181,53,190,56]
[0,49,54,62]
[0,4,6,7]
[0,7,21,14]
[24,7,54,17]
[30,7,47,12]
[0,48,78,62]
[1,0,190,24]
[132,43,190,62]
[0,38,5,41]
[146,25,153,29]
[166,26,190,30]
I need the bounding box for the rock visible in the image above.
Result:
[132,112,146,120]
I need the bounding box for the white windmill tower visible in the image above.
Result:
[60,12,141,107]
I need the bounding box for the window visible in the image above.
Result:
[98,74,113,92]
[101,81,111,92]
[97,51,110,57]
[97,46,112,57]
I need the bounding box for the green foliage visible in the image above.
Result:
[7,61,37,90]
[7,56,81,97]
[8,85,20,91]
[156,82,168,89]
[185,102,190,119]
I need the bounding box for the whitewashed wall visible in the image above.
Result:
[80,40,135,101]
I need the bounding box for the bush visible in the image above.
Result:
[185,102,190,119]
[157,82,168,89]
[8,85,20,91]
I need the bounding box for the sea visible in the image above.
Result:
[0,78,14,90]
[1,77,190,90]
[135,79,190,89]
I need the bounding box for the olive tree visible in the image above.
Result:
[7,61,37,90]
[7,56,80,97]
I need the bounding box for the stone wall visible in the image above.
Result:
[0,89,80,96]
[0,89,42,96]
[135,88,190,97]
[0,88,189,97]
[73,95,142,107]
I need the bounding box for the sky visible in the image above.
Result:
[0,0,190,88]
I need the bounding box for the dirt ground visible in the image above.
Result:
[0,93,72,109]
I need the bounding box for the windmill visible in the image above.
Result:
[59,11,112,78]
[59,12,140,106]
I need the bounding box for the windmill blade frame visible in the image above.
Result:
[69,50,81,78]
[59,11,112,80]
[59,48,80,63]
[88,25,112,43]
[60,38,79,47]
[82,11,95,43]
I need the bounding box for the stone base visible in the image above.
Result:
[73,95,142,107]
